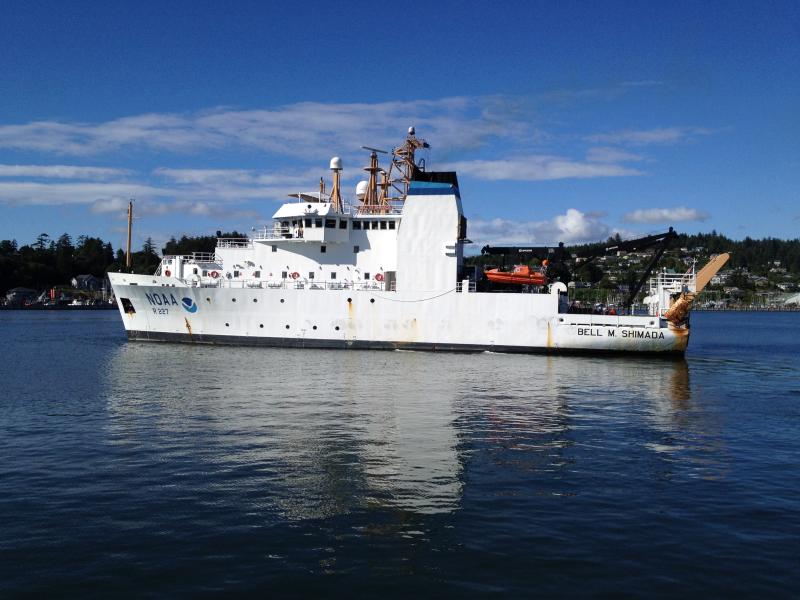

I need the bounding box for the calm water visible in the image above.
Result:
[1,310,799,597]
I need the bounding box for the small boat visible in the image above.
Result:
[484,264,547,286]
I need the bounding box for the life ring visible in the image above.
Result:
[291,272,300,280]
[375,273,384,282]
[164,270,171,277]
[210,271,220,279]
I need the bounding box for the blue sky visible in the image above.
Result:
[1,0,798,254]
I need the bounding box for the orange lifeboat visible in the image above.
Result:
[484,264,547,286]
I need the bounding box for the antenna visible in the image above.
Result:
[361,146,388,154]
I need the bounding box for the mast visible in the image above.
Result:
[361,149,382,210]
[388,126,429,199]
[356,128,429,214]
[329,157,343,212]
[126,200,133,270]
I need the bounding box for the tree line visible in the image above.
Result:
[0,233,159,293]
[0,231,245,294]
[2,229,798,294]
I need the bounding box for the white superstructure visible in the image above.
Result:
[109,129,726,355]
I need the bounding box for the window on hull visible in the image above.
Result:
[120,298,135,314]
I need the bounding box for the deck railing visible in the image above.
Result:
[216,238,252,248]
[190,278,388,292]
[252,227,291,241]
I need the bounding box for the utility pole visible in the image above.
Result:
[126,200,133,270]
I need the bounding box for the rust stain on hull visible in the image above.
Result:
[668,323,690,352]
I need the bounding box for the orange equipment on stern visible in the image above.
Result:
[484,264,547,286]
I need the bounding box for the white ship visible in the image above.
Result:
[108,128,728,355]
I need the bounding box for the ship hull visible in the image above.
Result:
[109,274,689,355]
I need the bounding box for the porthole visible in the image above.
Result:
[225,323,229,327]
[285,324,290,329]
[347,297,352,303]
[259,324,264,328]
[280,299,285,303]
[370,298,375,304]
[206,297,211,302]
[312,325,317,330]
[232,298,237,302]
[335,326,340,331]
[253,298,258,303]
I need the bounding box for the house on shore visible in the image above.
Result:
[71,274,103,291]
[4,287,38,306]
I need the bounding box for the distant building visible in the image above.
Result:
[71,274,103,291]
[4,287,38,306]
[723,286,745,298]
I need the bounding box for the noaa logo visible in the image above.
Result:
[181,297,198,313]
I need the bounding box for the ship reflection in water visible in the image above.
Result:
[103,344,723,520]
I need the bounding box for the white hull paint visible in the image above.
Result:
[109,274,689,355]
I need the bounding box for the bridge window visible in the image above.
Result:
[254,271,261,278]
[389,221,396,230]
[321,245,327,253]
[272,245,277,252]
[325,219,336,228]
[339,220,347,229]
[380,221,387,229]
[364,272,370,280]
[305,218,312,227]
[371,221,379,230]
[315,218,322,227]
[352,221,362,230]
[281,271,287,279]
[331,272,337,279]
[308,272,315,279]
[353,245,359,253]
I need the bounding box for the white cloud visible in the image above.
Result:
[90,196,262,222]
[0,166,326,208]
[622,206,710,223]
[444,156,642,181]
[0,181,172,206]
[586,127,713,146]
[153,167,317,188]
[0,97,531,158]
[586,147,644,163]
[470,209,612,247]
[0,164,129,180]
[90,197,131,214]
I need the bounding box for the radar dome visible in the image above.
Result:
[408,126,415,135]
[355,180,368,200]
[329,156,342,170]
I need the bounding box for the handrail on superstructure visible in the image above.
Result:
[189,278,387,291]
[216,238,252,248]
